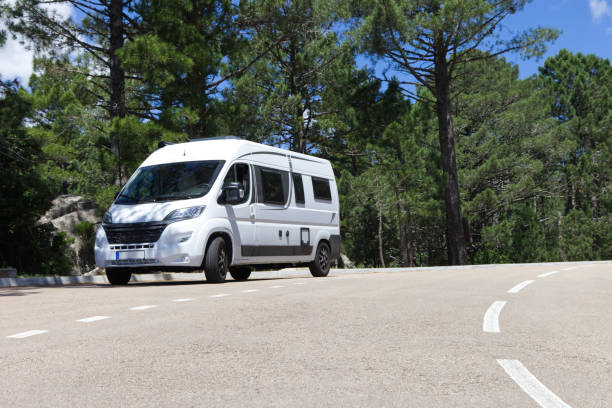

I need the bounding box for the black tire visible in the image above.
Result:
[229,266,251,281]
[204,237,228,283]
[309,241,331,277]
[106,268,132,285]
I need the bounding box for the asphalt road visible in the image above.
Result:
[1,262,610,407]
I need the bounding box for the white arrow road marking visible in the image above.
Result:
[538,271,560,278]
[507,280,535,294]
[497,359,572,408]
[76,316,111,323]
[210,294,230,298]
[129,305,157,311]
[7,330,48,339]
[172,298,194,302]
[483,301,506,333]
[241,289,259,293]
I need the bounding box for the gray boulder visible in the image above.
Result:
[39,195,101,275]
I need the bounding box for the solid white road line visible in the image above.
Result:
[538,270,560,278]
[76,316,111,323]
[507,280,535,294]
[497,359,572,408]
[7,330,48,339]
[210,294,230,298]
[172,298,194,302]
[129,305,157,311]
[483,301,507,333]
[241,289,259,293]
[269,285,284,288]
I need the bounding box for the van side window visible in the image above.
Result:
[312,177,332,201]
[256,166,289,205]
[292,173,305,204]
[221,163,250,205]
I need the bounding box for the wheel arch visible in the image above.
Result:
[203,230,234,266]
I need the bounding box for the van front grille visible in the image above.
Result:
[103,222,168,244]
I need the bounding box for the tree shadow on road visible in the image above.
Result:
[0,288,40,296]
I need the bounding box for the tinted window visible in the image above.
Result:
[116,160,224,204]
[292,173,305,204]
[312,177,332,201]
[256,166,289,205]
[221,163,250,205]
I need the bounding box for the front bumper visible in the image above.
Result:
[94,218,206,269]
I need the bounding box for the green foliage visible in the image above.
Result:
[75,221,96,269]
[223,0,358,152]
[0,82,73,275]
[120,0,240,139]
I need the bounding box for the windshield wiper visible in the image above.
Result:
[117,193,141,203]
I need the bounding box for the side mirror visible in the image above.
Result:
[220,182,244,205]
[114,190,120,199]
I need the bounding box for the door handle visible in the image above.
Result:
[250,205,255,218]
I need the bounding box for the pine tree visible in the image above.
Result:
[356,0,558,264]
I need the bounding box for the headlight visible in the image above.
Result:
[103,211,112,224]
[164,206,205,222]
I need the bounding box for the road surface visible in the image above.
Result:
[1,262,610,407]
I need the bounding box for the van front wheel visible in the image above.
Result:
[106,268,132,285]
[309,242,331,277]
[204,237,228,283]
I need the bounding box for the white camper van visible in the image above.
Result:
[94,137,340,284]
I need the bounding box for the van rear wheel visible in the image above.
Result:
[106,268,132,285]
[309,242,331,277]
[229,266,251,281]
[204,237,228,283]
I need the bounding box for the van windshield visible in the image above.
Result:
[115,160,225,204]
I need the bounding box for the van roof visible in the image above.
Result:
[141,137,330,168]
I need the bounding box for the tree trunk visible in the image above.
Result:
[378,200,385,268]
[434,47,468,265]
[397,198,415,267]
[109,0,125,184]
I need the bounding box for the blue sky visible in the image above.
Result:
[0,0,610,84]
[503,0,612,78]
[358,0,612,81]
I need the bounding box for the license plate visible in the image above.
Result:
[116,251,145,260]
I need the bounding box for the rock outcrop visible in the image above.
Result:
[39,195,101,275]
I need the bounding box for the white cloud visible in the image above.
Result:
[0,36,35,84]
[0,2,74,85]
[589,0,612,21]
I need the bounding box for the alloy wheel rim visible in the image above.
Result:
[319,246,329,271]
[218,247,226,273]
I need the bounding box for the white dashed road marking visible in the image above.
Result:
[76,316,111,323]
[7,330,48,339]
[483,301,507,333]
[172,298,194,302]
[210,294,230,298]
[562,267,577,271]
[538,270,560,278]
[507,280,535,294]
[129,305,157,311]
[269,285,284,288]
[293,282,305,285]
[241,289,259,293]
[497,359,572,408]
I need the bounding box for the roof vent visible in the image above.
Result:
[158,141,175,149]
[188,136,242,142]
